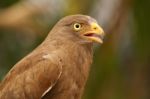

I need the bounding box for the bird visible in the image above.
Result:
[0,14,104,99]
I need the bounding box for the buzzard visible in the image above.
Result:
[0,14,104,99]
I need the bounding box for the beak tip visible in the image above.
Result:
[98,39,103,44]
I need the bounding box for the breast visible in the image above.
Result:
[43,44,93,99]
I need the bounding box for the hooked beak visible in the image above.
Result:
[83,22,105,43]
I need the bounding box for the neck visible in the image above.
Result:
[44,35,93,73]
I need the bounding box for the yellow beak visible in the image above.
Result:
[84,22,105,43]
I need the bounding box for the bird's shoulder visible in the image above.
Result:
[0,48,62,92]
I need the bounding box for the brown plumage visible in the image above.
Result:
[0,14,104,99]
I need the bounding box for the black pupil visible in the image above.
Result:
[76,24,80,28]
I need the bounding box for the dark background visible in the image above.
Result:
[0,0,150,99]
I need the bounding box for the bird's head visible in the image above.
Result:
[49,14,105,44]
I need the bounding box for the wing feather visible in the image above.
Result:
[0,52,62,99]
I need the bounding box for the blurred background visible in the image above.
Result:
[0,0,150,99]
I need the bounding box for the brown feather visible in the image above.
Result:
[0,14,103,99]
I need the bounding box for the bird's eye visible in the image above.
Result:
[73,23,81,31]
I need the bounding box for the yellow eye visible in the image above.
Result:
[73,23,81,31]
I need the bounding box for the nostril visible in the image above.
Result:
[93,27,97,30]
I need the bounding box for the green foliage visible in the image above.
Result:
[0,0,19,8]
